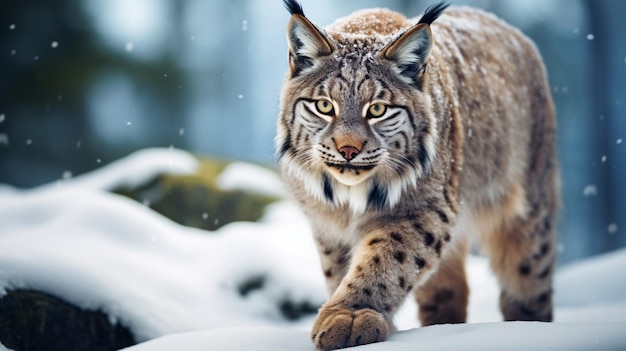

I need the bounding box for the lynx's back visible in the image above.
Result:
[277,2,559,350]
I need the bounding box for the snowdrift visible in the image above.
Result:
[1,148,625,350]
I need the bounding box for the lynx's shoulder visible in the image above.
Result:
[326,9,410,37]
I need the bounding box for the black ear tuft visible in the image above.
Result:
[285,1,332,78]
[381,3,448,88]
[283,0,305,17]
[418,2,450,25]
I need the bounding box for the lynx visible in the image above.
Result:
[276,1,559,349]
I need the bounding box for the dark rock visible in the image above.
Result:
[237,275,266,297]
[0,289,136,351]
[235,274,320,321]
[279,298,319,321]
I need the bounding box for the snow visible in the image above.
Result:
[1,147,626,350]
[217,162,286,198]
[582,184,597,196]
[126,323,626,351]
[38,147,198,191]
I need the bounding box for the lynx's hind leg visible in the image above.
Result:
[479,181,558,322]
[415,234,469,326]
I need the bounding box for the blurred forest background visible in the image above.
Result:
[0,0,624,264]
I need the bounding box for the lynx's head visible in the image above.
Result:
[276,0,448,213]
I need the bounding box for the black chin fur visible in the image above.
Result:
[366,181,388,211]
[322,172,334,202]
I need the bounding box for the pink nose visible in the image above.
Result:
[338,145,360,161]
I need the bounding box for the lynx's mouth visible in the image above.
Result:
[325,162,376,186]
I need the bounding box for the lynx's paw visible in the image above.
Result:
[311,306,389,350]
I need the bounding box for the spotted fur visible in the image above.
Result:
[277,1,560,350]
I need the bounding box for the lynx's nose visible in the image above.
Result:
[338,145,360,161]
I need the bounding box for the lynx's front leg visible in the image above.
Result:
[312,220,447,350]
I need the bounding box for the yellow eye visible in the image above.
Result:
[315,100,334,115]
[367,103,387,118]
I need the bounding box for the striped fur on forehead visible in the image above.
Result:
[312,61,418,110]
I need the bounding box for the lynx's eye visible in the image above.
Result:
[315,100,334,116]
[367,103,387,118]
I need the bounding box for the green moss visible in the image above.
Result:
[113,157,281,231]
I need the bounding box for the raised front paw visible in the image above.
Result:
[311,306,389,350]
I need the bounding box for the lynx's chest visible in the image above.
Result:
[305,202,374,247]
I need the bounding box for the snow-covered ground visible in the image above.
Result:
[1,148,625,350]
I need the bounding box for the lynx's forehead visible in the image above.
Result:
[315,47,385,103]
[321,33,388,87]
[321,9,413,84]
[324,8,410,65]
[328,38,381,79]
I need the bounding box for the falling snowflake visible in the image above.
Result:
[608,223,618,234]
[125,42,134,53]
[242,20,248,31]
[0,114,5,123]
[586,34,594,40]
[582,185,597,197]
[617,138,623,145]
[51,41,59,48]
[9,24,15,30]
[179,128,185,136]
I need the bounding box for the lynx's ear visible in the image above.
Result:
[382,2,449,87]
[284,0,332,78]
